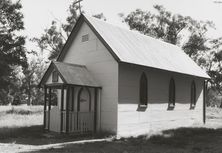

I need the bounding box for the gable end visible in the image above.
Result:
[57,14,120,62]
[38,62,67,87]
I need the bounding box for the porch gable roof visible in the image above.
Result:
[39,61,100,88]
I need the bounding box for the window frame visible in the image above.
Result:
[190,80,196,109]
[81,34,89,42]
[168,77,176,109]
[52,70,59,83]
[139,72,148,107]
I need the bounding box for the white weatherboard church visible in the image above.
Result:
[39,14,210,137]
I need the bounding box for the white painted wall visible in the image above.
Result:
[49,106,60,132]
[62,22,118,133]
[118,63,204,137]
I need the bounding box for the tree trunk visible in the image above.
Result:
[27,80,31,105]
[220,98,222,108]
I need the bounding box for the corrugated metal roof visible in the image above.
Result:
[84,15,210,79]
[53,62,100,87]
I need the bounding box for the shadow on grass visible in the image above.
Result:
[0,125,104,146]
[21,127,222,153]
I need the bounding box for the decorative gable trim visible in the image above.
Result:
[38,62,67,87]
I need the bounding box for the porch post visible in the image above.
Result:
[70,87,74,131]
[43,85,47,129]
[71,87,75,111]
[203,80,207,124]
[66,86,70,133]
[94,88,98,132]
[60,85,64,133]
[48,87,52,130]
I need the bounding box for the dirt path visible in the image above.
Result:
[0,138,113,153]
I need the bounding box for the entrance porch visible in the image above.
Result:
[39,62,101,134]
[44,84,100,134]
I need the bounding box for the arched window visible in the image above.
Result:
[139,72,148,106]
[169,78,175,108]
[191,80,196,109]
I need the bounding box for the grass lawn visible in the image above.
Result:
[27,128,222,153]
[0,105,222,153]
[0,105,43,128]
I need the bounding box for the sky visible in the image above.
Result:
[20,0,222,58]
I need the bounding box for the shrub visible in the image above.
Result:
[6,108,32,115]
[5,107,42,115]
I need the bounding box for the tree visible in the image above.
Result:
[32,1,81,61]
[21,51,48,105]
[120,5,215,46]
[1,65,22,105]
[33,0,106,61]
[121,6,191,45]
[182,20,215,60]
[207,38,222,92]
[0,0,27,104]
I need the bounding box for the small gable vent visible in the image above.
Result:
[82,34,89,42]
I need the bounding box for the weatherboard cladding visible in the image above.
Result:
[58,14,210,79]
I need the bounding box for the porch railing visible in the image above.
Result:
[61,111,94,133]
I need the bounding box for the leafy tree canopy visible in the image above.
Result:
[0,0,27,89]
[21,52,48,105]
[120,5,215,46]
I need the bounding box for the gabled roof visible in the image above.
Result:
[57,14,210,79]
[39,61,100,88]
